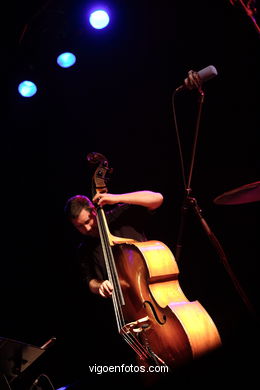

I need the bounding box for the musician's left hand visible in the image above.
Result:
[92,193,119,207]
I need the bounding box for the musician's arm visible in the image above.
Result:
[92,190,163,210]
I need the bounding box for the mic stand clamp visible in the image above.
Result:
[175,190,211,263]
[175,187,192,263]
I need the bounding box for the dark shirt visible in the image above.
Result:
[78,204,152,286]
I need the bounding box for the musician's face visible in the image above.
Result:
[72,208,99,237]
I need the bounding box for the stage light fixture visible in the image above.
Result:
[89,9,110,29]
[18,80,37,97]
[57,52,76,68]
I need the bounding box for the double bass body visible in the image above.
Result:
[87,152,221,370]
[113,239,222,369]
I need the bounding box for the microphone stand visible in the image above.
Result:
[174,88,204,263]
[173,87,256,317]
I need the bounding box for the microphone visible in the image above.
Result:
[175,65,218,92]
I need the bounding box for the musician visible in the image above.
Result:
[65,190,163,298]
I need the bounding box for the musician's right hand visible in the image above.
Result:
[99,280,113,298]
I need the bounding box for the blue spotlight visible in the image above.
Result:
[56,387,69,390]
[89,10,110,29]
[18,80,37,97]
[56,384,72,390]
[57,52,76,68]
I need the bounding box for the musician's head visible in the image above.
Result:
[65,195,99,237]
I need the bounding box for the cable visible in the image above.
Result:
[171,90,187,189]
[0,375,12,390]
[30,373,55,390]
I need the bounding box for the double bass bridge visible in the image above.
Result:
[120,316,151,335]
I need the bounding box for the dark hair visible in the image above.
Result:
[64,195,95,220]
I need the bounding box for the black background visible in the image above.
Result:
[4,1,259,389]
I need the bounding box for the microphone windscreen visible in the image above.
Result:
[198,65,218,83]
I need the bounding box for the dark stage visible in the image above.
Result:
[4,1,259,389]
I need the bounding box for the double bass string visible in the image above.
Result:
[96,207,125,332]
[89,155,157,362]
[120,327,151,361]
[96,208,153,361]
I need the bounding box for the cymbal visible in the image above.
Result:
[214,181,260,205]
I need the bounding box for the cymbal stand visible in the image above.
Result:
[172,87,256,317]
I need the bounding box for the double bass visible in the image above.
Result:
[87,152,221,370]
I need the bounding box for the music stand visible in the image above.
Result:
[0,337,46,388]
